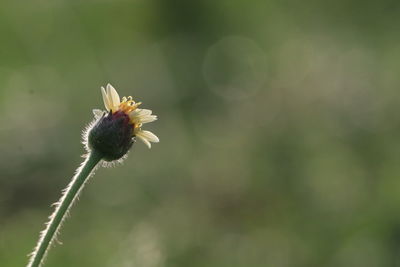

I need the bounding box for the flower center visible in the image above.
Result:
[118,96,142,114]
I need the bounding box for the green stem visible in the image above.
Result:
[28,150,103,267]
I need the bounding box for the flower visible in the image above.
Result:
[99,84,159,148]
[88,84,159,161]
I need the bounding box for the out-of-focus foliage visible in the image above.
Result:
[1,0,400,266]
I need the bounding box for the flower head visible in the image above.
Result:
[88,84,159,161]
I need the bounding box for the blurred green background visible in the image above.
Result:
[1,0,400,266]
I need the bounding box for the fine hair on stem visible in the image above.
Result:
[27,151,103,267]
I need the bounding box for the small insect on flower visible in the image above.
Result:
[88,84,159,161]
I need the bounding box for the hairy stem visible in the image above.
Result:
[28,150,103,267]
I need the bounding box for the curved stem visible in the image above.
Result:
[28,150,103,267]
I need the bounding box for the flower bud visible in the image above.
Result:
[88,111,134,161]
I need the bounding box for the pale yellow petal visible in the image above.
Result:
[101,87,111,110]
[139,130,159,143]
[106,84,120,110]
[140,115,158,124]
[128,109,141,118]
[136,132,152,148]
[137,109,152,116]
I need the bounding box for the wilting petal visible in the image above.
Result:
[92,109,104,118]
